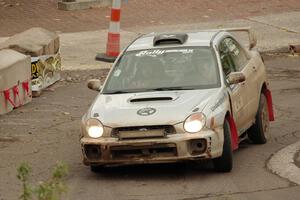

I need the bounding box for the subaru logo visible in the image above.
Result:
[137,107,156,116]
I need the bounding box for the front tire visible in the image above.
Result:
[248,93,270,144]
[213,118,233,172]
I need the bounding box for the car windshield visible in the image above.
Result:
[102,47,221,94]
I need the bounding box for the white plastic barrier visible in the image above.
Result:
[31,53,61,92]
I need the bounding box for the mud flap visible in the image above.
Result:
[263,88,275,121]
[228,115,239,151]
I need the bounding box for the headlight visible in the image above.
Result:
[184,113,206,133]
[86,118,104,138]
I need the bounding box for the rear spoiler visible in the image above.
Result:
[217,27,257,50]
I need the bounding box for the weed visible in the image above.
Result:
[17,162,68,200]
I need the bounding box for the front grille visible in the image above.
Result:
[111,143,177,159]
[112,125,176,139]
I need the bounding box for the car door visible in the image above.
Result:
[218,37,249,133]
[224,37,259,130]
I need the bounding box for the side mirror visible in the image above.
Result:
[87,79,102,91]
[227,72,246,85]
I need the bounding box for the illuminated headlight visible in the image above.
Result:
[86,118,104,138]
[184,113,206,133]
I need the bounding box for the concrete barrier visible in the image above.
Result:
[0,27,59,56]
[58,0,111,11]
[0,27,61,95]
[0,49,32,115]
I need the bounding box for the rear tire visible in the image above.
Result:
[213,118,233,172]
[248,93,269,144]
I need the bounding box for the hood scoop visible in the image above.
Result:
[130,97,173,103]
[128,92,180,103]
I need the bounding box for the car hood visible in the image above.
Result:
[89,89,220,127]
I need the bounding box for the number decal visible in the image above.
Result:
[31,61,39,79]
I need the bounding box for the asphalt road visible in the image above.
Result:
[0,54,300,200]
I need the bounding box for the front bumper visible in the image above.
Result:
[81,128,223,166]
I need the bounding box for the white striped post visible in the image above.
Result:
[96,0,122,62]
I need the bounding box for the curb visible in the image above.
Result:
[267,140,300,185]
[260,44,300,54]
[295,150,300,169]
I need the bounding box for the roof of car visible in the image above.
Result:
[127,31,223,51]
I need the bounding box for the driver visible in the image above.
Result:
[189,54,214,85]
[130,56,166,89]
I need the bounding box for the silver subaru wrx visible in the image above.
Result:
[81,29,274,173]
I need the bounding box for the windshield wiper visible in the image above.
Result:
[103,90,131,94]
[149,86,196,91]
[103,87,198,94]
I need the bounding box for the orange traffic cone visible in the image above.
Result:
[96,0,121,63]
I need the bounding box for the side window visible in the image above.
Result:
[219,39,236,76]
[224,38,249,71]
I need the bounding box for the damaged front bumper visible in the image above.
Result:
[81,128,224,166]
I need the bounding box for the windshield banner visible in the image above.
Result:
[136,49,194,57]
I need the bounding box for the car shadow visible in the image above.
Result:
[238,138,258,151]
[89,160,216,180]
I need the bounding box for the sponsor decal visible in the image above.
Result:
[135,49,194,57]
[113,69,122,77]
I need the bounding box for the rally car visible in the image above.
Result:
[80,28,274,172]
